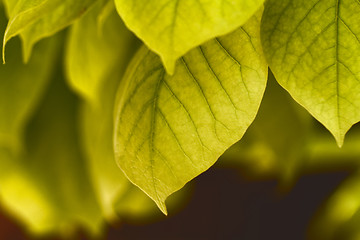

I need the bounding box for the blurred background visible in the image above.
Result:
[0,165,349,240]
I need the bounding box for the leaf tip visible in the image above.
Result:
[21,39,33,64]
[156,200,168,216]
[332,130,345,148]
[2,23,14,64]
[162,56,176,75]
[2,35,7,64]
[336,138,344,148]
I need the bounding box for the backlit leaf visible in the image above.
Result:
[261,0,360,146]
[80,70,130,220]
[66,0,139,103]
[220,72,311,185]
[3,0,97,62]
[69,1,142,219]
[0,10,60,151]
[114,11,267,214]
[114,0,265,73]
[0,73,103,235]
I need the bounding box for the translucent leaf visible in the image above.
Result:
[306,124,360,171]
[2,0,97,62]
[81,64,189,220]
[114,11,267,214]
[79,47,139,220]
[114,0,265,73]
[0,74,102,236]
[80,71,129,220]
[261,0,360,146]
[65,0,139,103]
[70,1,142,219]
[221,72,311,185]
[0,10,60,151]
[115,180,192,221]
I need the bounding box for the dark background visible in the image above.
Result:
[0,163,348,240]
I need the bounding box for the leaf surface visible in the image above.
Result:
[66,1,138,103]
[114,12,267,213]
[0,73,102,235]
[114,0,265,73]
[261,0,360,146]
[221,72,311,185]
[0,10,60,151]
[66,1,143,219]
[3,0,97,61]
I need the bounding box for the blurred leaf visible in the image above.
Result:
[304,124,360,173]
[309,173,360,240]
[261,0,360,146]
[79,69,131,221]
[80,63,190,220]
[0,73,103,236]
[72,0,144,220]
[115,179,192,222]
[66,0,137,103]
[2,0,97,62]
[114,0,265,73]
[114,11,267,214]
[0,9,60,152]
[221,72,311,186]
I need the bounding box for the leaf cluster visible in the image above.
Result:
[0,0,359,239]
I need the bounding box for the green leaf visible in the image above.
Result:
[0,10,60,151]
[115,179,192,221]
[68,1,142,219]
[261,0,360,147]
[2,0,97,62]
[305,125,360,172]
[0,72,102,235]
[114,0,265,74]
[114,11,267,214]
[65,0,139,103]
[220,72,311,186]
[79,46,140,220]
[80,70,130,220]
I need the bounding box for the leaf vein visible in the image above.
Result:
[157,108,198,169]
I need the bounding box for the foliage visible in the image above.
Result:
[0,0,359,239]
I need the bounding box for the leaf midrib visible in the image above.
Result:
[334,0,341,140]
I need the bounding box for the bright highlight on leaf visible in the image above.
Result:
[224,72,311,185]
[114,11,267,214]
[2,0,97,62]
[75,2,141,218]
[114,0,265,74]
[66,0,138,103]
[0,74,102,235]
[0,17,60,152]
[261,0,360,147]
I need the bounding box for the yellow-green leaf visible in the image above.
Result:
[80,70,130,220]
[114,11,267,214]
[0,10,60,151]
[2,0,97,62]
[65,0,139,103]
[69,1,141,219]
[261,0,360,146]
[0,74,103,236]
[114,0,265,74]
[221,72,311,185]
[79,45,139,220]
